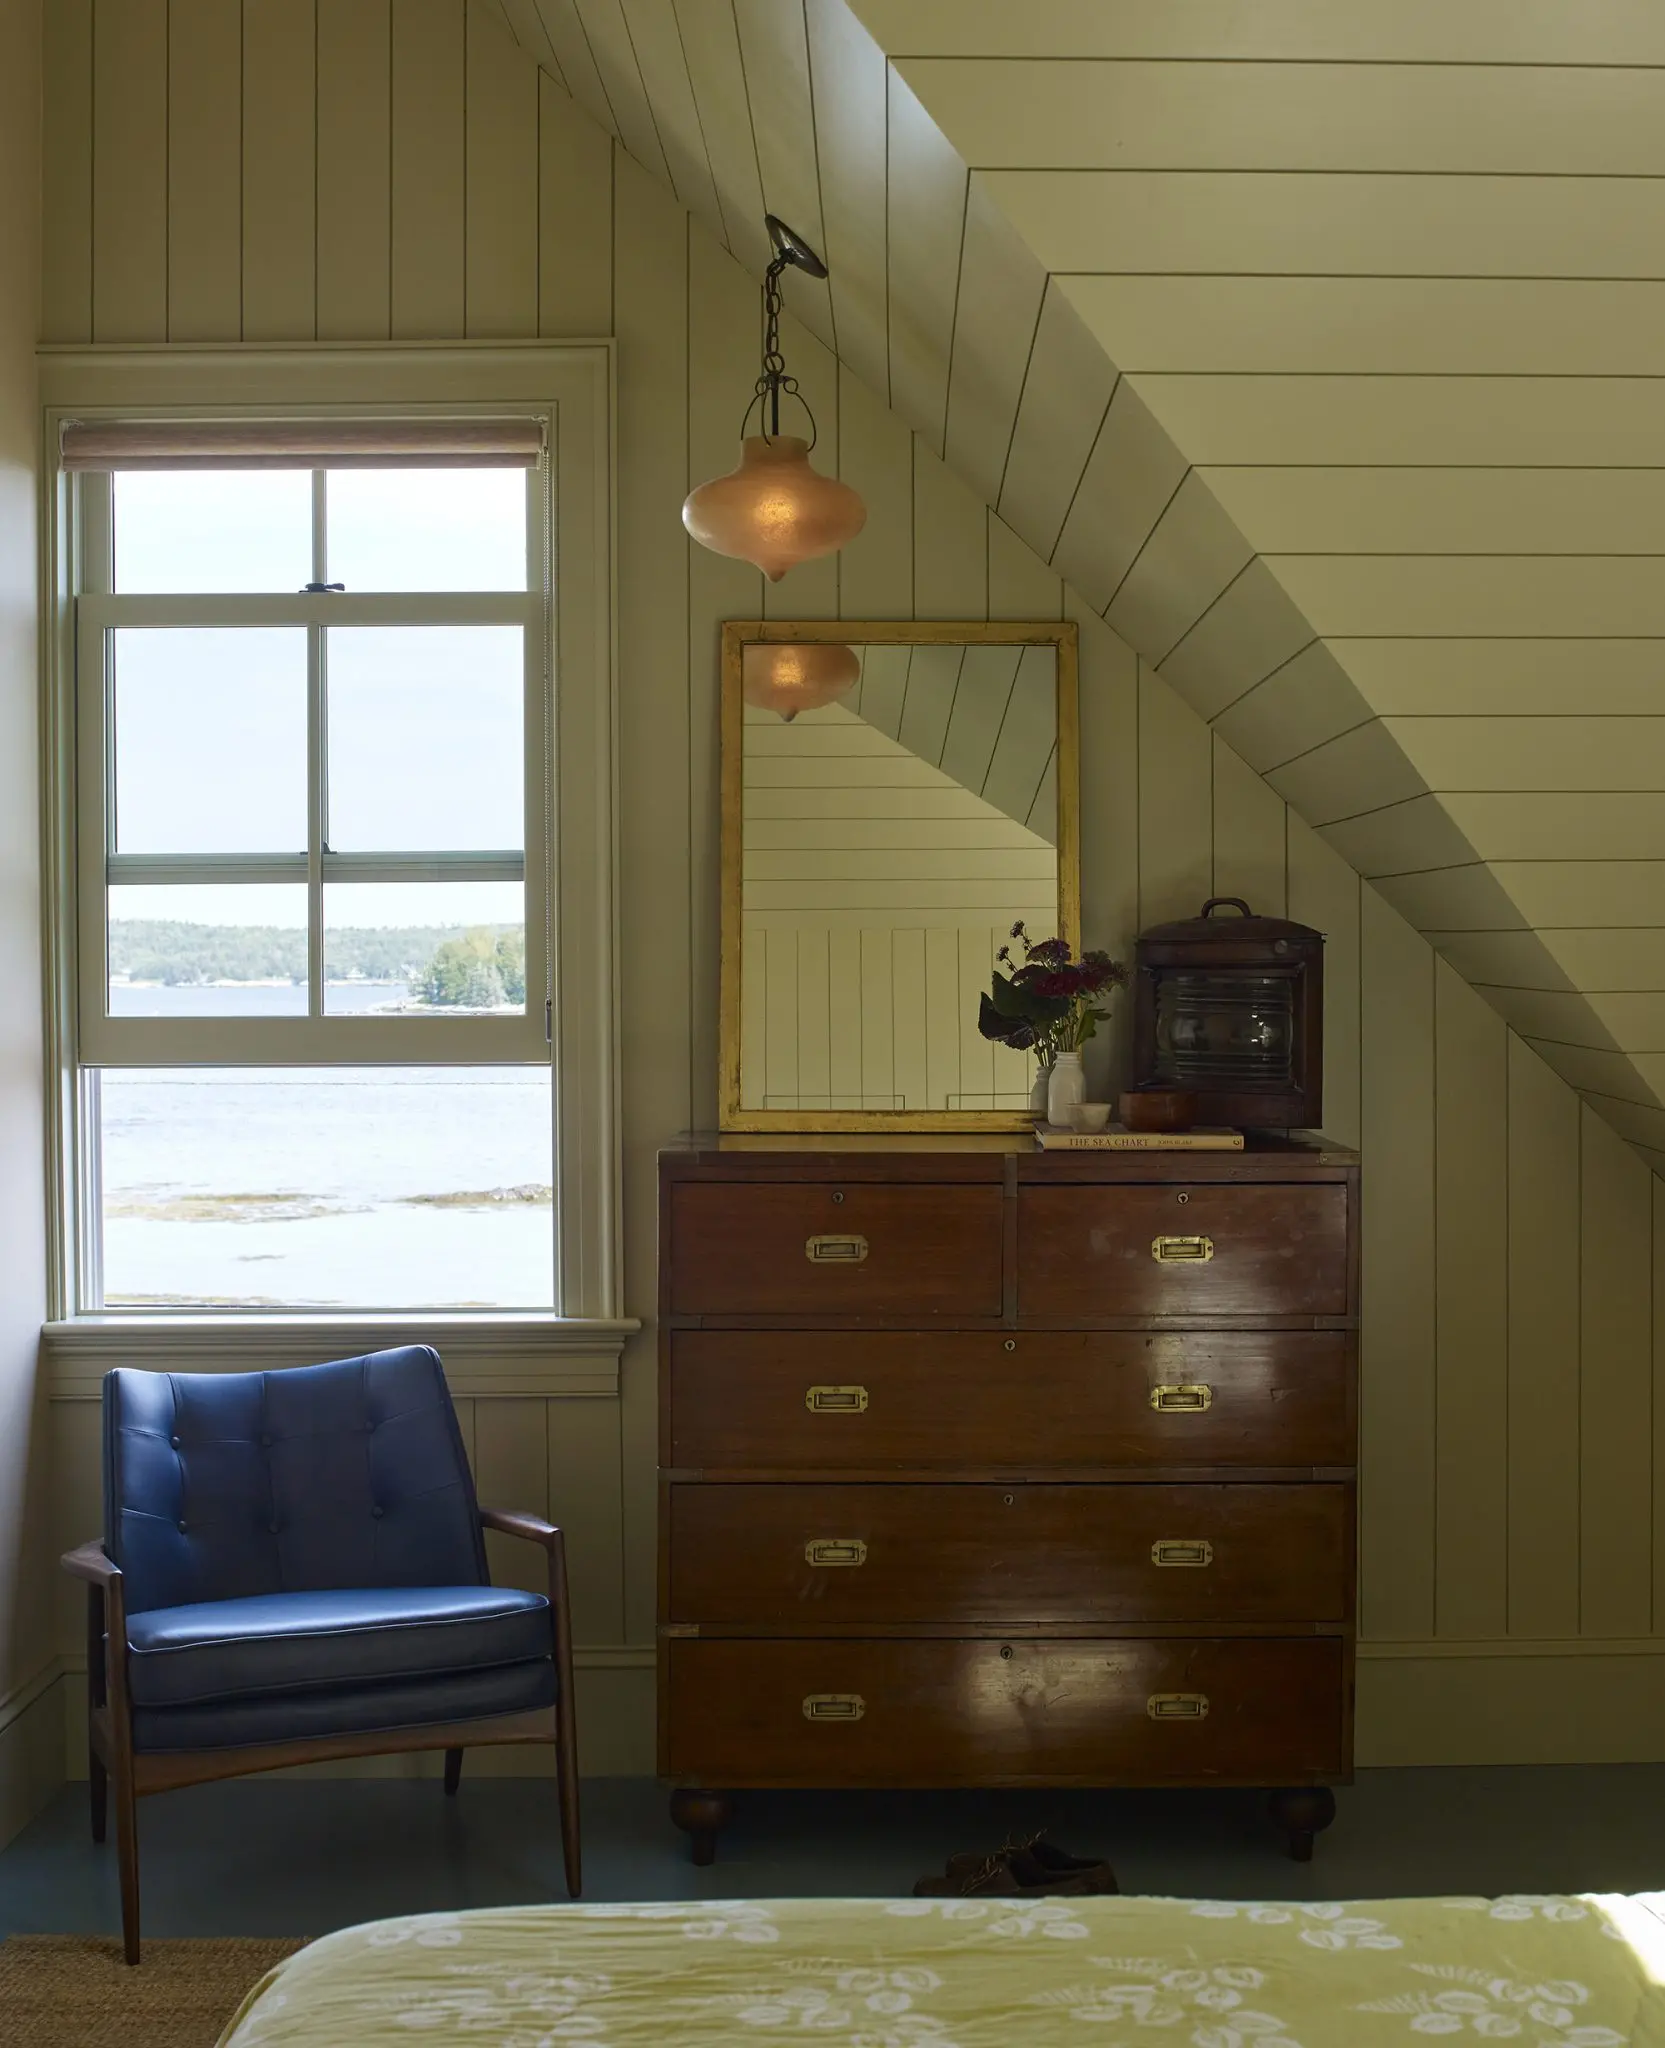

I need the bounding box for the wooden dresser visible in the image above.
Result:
[658,1135,1358,1864]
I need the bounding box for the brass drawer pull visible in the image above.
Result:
[805,1384,868,1414]
[1147,1692,1209,1721]
[805,1538,867,1568]
[1151,1538,1213,1569]
[803,1693,865,1722]
[1152,1233,1214,1264]
[1150,1383,1212,1413]
[806,1233,869,1264]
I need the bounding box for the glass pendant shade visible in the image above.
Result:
[742,640,860,722]
[683,436,866,582]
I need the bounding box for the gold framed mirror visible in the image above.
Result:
[719,618,1080,1131]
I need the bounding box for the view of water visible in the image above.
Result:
[100,985,554,1309]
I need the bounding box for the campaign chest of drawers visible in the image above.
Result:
[657,1136,1359,1864]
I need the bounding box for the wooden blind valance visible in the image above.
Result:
[59,417,545,471]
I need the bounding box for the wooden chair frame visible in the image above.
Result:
[62,1506,581,1964]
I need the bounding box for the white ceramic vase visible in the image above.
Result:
[1030,1061,1052,1120]
[1047,1051,1085,1128]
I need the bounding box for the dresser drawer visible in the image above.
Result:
[664,1636,1344,1785]
[668,1482,1350,1626]
[667,1183,1004,1317]
[667,1330,1353,1470]
[1018,1183,1349,1318]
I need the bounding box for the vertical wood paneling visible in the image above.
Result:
[547,1400,625,1643]
[538,73,613,335]
[1433,958,1510,1639]
[613,146,689,1643]
[892,930,928,1110]
[316,0,391,340]
[886,66,965,454]
[467,0,540,336]
[240,0,315,341]
[1071,597,1140,1099]
[803,0,890,395]
[1507,1033,1582,1637]
[911,441,986,619]
[167,0,241,341]
[1656,1177,1665,1632]
[859,929,895,1106]
[1211,734,1286,915]
[1137,665,1210,928]
[828,927,863,1106]
[837,366,914,618]
[1581,1105,1654,1637]
[617,0,722,235]
[730,0,834,350]
[688,233,764,1130]
[1286,814,1361,1150]
[92,0,169,340]
[391,0,465,337]
[573,0,672,194]
[474,1397,551,1597]
[42,0,93,341]
[1359,888,1437,1640]
[987,515,1062,623]
[668,0,769,274]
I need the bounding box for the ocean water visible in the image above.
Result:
[100,985,554,1309]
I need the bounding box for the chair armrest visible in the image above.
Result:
[62,1541,120,1588]
[480,1506,561,1549]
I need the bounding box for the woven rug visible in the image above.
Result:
[0,1934,306,2047]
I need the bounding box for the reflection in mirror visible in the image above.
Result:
[735,633,1069,1119]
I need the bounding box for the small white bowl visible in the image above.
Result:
[1068,1101,1112,1133]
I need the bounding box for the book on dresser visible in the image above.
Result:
[657,1132,1360,1867]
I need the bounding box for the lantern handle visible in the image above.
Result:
[1200,897,1253,919]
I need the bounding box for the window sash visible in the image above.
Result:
[40,349,622,1325]
[75,501,553,1067]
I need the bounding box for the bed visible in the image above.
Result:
[218,1891,1665,2044]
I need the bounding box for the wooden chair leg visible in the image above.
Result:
[89,1750,107,1843]
[555,1693,581,1898]
[443,1748,463,1797]
[549,1526,581,1897]
[112,1756,141,1965]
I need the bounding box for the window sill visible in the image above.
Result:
[39,1313,639,1400]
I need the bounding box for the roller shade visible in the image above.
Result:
[59,416,545,472]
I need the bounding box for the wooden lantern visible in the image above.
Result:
[1132,897,1325,1131]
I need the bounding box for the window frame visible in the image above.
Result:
[39,345,622,1325]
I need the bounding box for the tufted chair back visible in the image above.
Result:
[103,1347,489,1615]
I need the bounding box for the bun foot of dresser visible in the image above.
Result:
[1268,1786,1337,1862]
[670,1788,732,1866]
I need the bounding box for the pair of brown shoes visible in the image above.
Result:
[913,1833,1119,1898]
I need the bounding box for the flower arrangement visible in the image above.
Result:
[977,923,1128,1066]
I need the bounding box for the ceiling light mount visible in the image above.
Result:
[681,216,867,582]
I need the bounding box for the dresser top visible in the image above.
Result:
[664,1132,1358,1180]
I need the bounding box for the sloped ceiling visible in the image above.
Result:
[492,0,1665,1170]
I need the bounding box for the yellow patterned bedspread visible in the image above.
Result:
[218,1893,1665,2046]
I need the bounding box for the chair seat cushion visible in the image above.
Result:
[132,1658,556,1754]
[125,1586,552,1707]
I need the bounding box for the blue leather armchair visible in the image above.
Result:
[61,1346,579,1963]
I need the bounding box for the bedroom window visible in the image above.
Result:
[60,412,565,1313]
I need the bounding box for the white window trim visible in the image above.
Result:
[38,343,628,1332]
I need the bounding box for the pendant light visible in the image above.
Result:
[743,640,861,723]
[683,217,867,581]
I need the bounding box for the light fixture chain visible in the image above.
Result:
[748,252,811,447]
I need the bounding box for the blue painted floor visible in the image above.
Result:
[4,1770,1665,1943]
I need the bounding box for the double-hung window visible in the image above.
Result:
[45,362,617,1321]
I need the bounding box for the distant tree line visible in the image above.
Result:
[110,921,524,1008]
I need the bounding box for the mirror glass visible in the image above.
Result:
[725,625,1076,1128]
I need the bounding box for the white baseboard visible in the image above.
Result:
[1358,1639,1665,1765]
